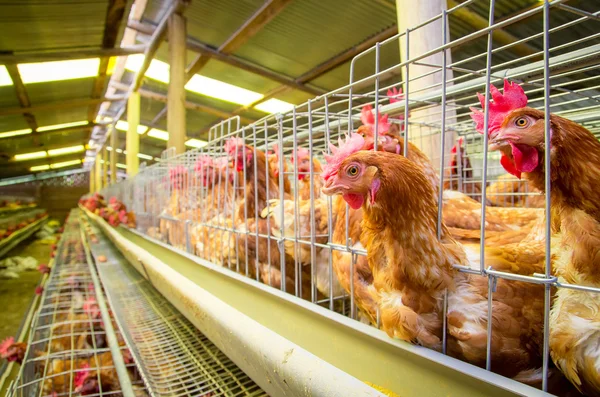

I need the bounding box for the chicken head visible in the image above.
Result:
[470,79,543,179]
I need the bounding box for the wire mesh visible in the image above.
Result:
[9,209,147,397]
[82,216,268,397]
[100,1,600,395]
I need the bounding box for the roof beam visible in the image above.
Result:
[198,25,399,134]
[155,0,293,127]
[131,0,190,93]
[220,0,293,53]
[5,64,38,132]
[127,20,325,96]
[447,0,537,57]
[0,97,125,116]
[107,0,190,137]
[229,24,399,118]
[110,81,256,125]
[0,45,146,65]
[87,0,129,122]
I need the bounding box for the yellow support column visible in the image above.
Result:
[102,147,108,187]
[90,167,95,193]
[110,126,117,184]
[167,12,187,154]
[126,92,140,177]
[95,154,102,192]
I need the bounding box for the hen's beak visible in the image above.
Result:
[488,134,512,151]
[321,176,349,196]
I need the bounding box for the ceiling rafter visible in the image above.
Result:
[199,24,399,135]
[87,0,129,122]
[5,64,39,135]
[447,0,537,57]
[127,20,325,96]
[108,0,191,134]
[152,0,293,127]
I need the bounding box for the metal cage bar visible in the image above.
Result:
[98,1,600,395]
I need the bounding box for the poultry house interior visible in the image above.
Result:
[1,0,600,396]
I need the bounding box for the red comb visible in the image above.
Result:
[38,263,50,274]
[291,147,309,164]
[450,137,465,154]
[224,137,245,156]
[194,155,213,173]
[469,79,528,138]
[387,87,404,104]
[360,105,390,135]
[271,143,280,163]
[322,133,365,181]
[0,337,14,357]
[74,363,91,388]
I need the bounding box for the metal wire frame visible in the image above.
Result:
[100,0,600,394]
[9,210,147,397]
[83,217,268,397]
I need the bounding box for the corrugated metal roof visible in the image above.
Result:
[234,0,397,78]
[0,115,29,133]
[27,79,97,104]
[145,0,265,48]
[0,0,108,52]
[34,106,89,127]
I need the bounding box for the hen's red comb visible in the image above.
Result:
[224,137,245,156]
[271,143,280,162]
[291,147,309,163]
[0,337,14,357]
[74,363,91,388]
[469,79,528,137]
[450,137,465,154]
[360,105,390,135]
[168,166,187,180]
[322,133,365,181]
[194,155,213,173]
[387,87,404,104]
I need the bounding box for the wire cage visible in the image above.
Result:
[9,211,147,397]
[100,1,600,395]
[83,217,268,397]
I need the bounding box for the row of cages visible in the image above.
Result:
[9,211,147,397]
[99,1,600,396]
[0,209,47,240]
[0,196,36,209]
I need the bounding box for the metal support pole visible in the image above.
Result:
[110,126,117,184]
[167,12,187,154]
[102,147,108,187]
[126,92,140,177]
[95,154,102,192]
[90,167,95,193]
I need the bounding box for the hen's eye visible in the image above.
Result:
[515,117,528,128]
[347,165,359,177]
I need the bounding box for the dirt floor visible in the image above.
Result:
[0,236,52,342]
[0,234,54,395]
